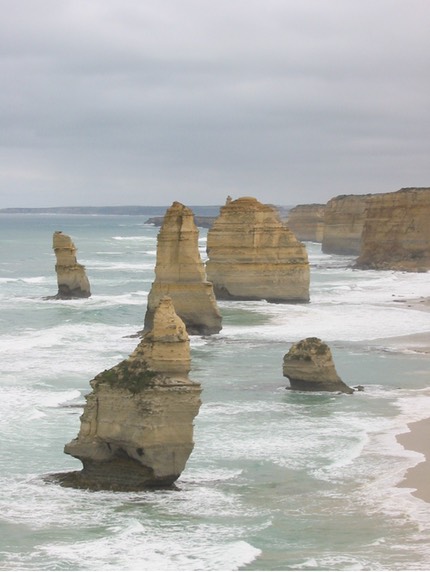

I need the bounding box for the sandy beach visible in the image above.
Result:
[378,297,430,502]
[368,296,430,354]
[396,418,430,503]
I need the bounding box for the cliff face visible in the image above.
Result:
[145,215,216,229]
[354,188,430,272]
[322,195,372,255]
[144,202,222,335]
[287,204,325,242]
[283,337,353,394]
[63,296,202,491]
[52,231,91,298]
[206,197,310,303]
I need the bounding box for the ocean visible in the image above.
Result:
[1,212,430,571]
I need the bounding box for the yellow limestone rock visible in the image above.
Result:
[62,296,202,491]
[144,202,222,335]
[206,197,310,302]
[287,204,325,243]
[355,187,430,271]
[52,231,91,298]
[322,194,372,255]
[283,337,354,394]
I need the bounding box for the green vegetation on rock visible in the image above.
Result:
[96,360,158,394]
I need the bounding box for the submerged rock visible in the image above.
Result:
[61,296,202,491]
[144,201,222,335]
[283,337,354,394]
[206,196,310,303]
[354,187,430,272]
[52,231,91,298]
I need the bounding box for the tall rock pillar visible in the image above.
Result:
[62,296,202,491]
[52,231,91,298]
[144,202,222,335]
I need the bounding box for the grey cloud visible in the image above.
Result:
[1,0,430,207]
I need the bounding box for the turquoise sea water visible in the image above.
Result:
[1,213,430,571]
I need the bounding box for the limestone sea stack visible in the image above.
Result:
[62,296,202,491]
[283,337,354,394]
[322,194,372,255]
[287,204,326,243]
[206,197,310,303]
[144,202,222,335]
[354,187,430,272]
[52,231,91,298]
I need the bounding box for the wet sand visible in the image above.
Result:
[374,298,430,502]
[396,418,430,503]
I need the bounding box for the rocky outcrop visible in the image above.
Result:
[283,337,353,394]
[354,188,430,271]
[206,197,310,303]
[143,202,222,335]
[61,296,202,491]
[52,231,91,298]
[322,194,372,255]
[287,204,325,242]
[145,215,216,229]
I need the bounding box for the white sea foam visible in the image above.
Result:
[1,323,137,380]
[112,235,157,242]
[295,555,382,570]
[42,389,82,408]
[83,260,154,271]
[0,477,261,571]
[218,297,430,343]
[0,276,49,284]
[2,214,430,571]
[40,527,261,571]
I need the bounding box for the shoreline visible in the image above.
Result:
[365,301,430,503]
[396,418,430,503]
[366,296,430,354]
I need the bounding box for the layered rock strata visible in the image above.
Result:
[144,202,222,335]
[287,204,325,242]
[145,215,216,229]
[52,231,91,298]
[354,187,430,271]
[206,196,310,302]
[283,337,354,394]
[322,194,372,255]
[62,296,202,491]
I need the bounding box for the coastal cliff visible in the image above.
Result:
[144,202,222,335]
[355,187,430,271]
[62,296,202,491]
[287,204,325,242]
[322,194,371,255]
[206,196,310,303]
[283,337,354,394]
[52,231,91,298]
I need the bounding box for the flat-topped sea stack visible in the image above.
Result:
[322,194,372,255]
[283,337,354,394]
[144,202,222,335]
[206,197,310,303]
[354,187,430,272]
[52,231,91,298]
[287,204,325,242]
[62,296,202,491]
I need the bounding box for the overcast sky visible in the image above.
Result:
[1,0,429,207]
